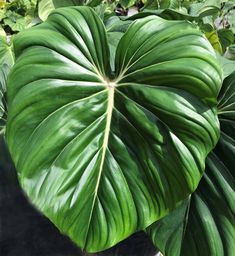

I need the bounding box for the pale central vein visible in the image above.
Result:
[96,86,115,193]
[84,85,115,248]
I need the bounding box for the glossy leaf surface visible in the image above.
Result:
[147,71,235,256]
[6,7,222,252]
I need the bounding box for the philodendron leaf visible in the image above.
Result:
[6,7,222,252]
[147,71,235,256]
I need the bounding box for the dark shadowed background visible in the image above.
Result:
[0,135,158,256]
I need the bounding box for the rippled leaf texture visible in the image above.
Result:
[147,72,235,256]
[6,7,222,252]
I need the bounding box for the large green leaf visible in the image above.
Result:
[6,7,222,252]
[147,71,235,256]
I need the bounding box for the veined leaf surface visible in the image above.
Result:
[6,7,222,252]
[147,71,235,256]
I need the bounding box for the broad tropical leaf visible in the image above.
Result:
[147,71,235,256]
[6,7,222,252]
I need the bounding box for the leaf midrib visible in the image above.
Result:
[83,85,115,249]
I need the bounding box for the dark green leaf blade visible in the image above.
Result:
[6,7,222,253]
[115,16,222,104]
[7,7,116,252]
[147,71,235,256]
